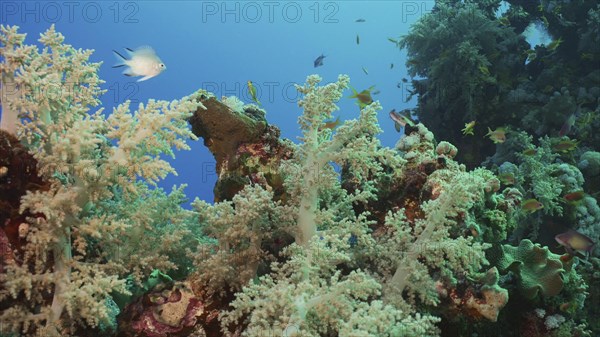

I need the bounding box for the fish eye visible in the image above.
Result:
[159,64,165,68]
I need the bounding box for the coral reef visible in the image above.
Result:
[397,0,600,165]
[496,239,565,299]
[0,25,202,336]
[0,15,597,337]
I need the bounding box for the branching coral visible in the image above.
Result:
[0,25,201,336]
[204,75,515,336]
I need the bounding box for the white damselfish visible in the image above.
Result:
[113,46,166,82]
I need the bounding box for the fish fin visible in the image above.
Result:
[113,50,128,68]
[125,47,134,53]
[394,122,401,132]
[134,45,157,56]
[122,68,135,76]
[137,75,155,82]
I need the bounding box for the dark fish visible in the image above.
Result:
[356,34,360,45]
[355,18,366,22]
[390,63,394,69]
[401,78,408,83]
[389,109,415,132]
[314,54,326,68]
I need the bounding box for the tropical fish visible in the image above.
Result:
[362,67,369,75]
[547,37,563,51]
[498,16,510,26]
[559,107,579,136]
[112,46,166,82]
[462,120,476,136]
[551,139,578,152]
[314,54,326,67]
[581,53,595,60]
[356,34,360,45]
[247,81,261,106]
[389,109,415,132]
[559,301,578,314]
[349,86,375,109]
[521,198,543,213]
[563,190,585,203]
[478,65,490,76]
[559,115,576,136]
[497,172,516,185]
[355,18,366,22]
[522,148,537,156]
[555,229,595,257]
[486,127,507,144]
[319,117,341,131]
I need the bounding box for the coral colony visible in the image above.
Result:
[0,1,599,336]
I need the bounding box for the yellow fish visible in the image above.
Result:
[247,80,261,106]
[462,121,476,136]
[349,86,375,109]
[486,127,506,144]
[521,198,543,213]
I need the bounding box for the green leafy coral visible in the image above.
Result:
[497,239,565,299]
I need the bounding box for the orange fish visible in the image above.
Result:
[349,86,375,109]
[563,190,585,203]
[497,172,516,185]
[319,117,341,131]
[555,229,595,257]
[521,198,543,213]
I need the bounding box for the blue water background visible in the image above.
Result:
[1,1,432,204]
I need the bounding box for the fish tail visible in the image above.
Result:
[112,50,128,68]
